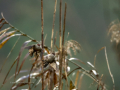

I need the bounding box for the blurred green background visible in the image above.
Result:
[0,0,120,90]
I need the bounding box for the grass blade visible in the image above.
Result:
[0,34,21,49]
[78,73,84,90]
[0,31,16,41]
[0,27,11,35]
[17,53,29,75]
[94,47,105,67]
[104,47,115,90]
[75,71,80,87]
[15,40,32,80]
[0,36,20,73]
[1,58,18,88]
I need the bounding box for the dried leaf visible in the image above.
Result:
[104,47,115,89]
[75,71,80,87]
[87,62,95,68]
[5,70,29,84]
[97,47,105,54]
[11,82,28,90]
[50,62,56,70]
[0,27,11,35]
[70,80,75,90]
[54,72,57,85]
[0,31,16,41]
[15,40,32,78]
[0,22,7,30]
[44,47,50,54]
[65,40,81,56]
[43,73,50,89]
[69,58,85,65]
[0,34,21,49]
[14,73,39,85]
[16,76,28,83]
[108,19,120,44]
[78,73,84,90]
[2,58,18,87]
[91,70,98,76]
[49,70,54,90]
[32,78,41,88]
[94,47,105,67]
[0,36,20,73]
[67,66,70,72]
[0,18,4,23]
[18,53,29,75]
[53,86,58,90]
[0,31,6,43]
[0,37,9,49]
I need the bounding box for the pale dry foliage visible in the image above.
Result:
[108,19,120,44]
[0,0,115,90]
[65,40,82,56]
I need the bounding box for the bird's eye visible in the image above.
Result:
[37,44,40,46]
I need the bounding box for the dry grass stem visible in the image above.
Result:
[59,0,62,90]
[41,0,44,89]
[108,19,120,44]
[51,0,57,52]
[94,47,105,67]
[0,1,116,90]
[104,47,115,90]
[78,73,84,90]
[0,36,20,73]
[75,71,80,87]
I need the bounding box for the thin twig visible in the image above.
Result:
[62,3,68,90]
[59,0,62,90]
[41,0,44,90]
[78,73,84,90]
